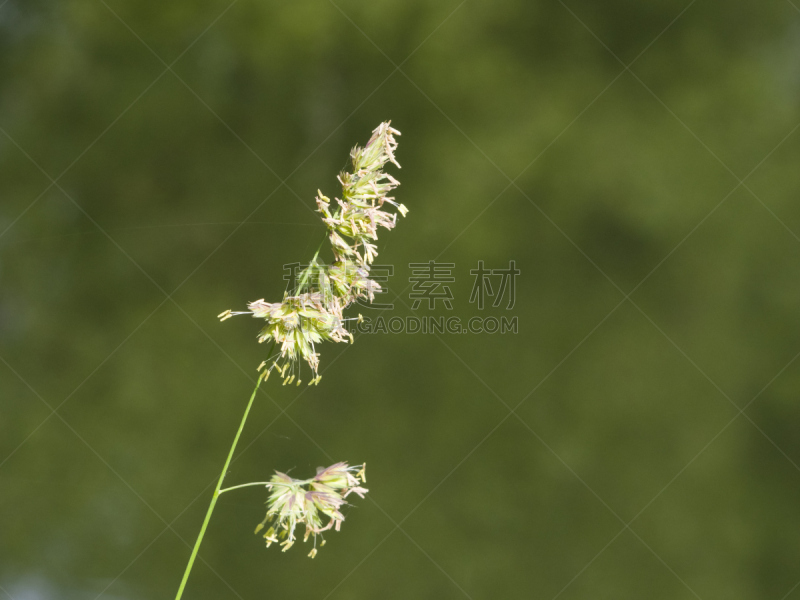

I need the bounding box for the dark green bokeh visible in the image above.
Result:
[2,1,800,598]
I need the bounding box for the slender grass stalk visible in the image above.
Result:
[294,237,327,292]
[174,375,264,600]
[218,481,273,494]
[173,123,402,594]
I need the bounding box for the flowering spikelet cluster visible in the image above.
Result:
[254,462,368,557]
[218,122,406,385]
[317,122,406,266]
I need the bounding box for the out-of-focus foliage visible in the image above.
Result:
[2,1,800,598]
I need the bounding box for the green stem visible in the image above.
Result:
[219,477,315,495]
[296,236,328,292]
[218,481,272,494]
[174,375,263,600]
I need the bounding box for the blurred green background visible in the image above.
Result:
[2,0,800,598]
